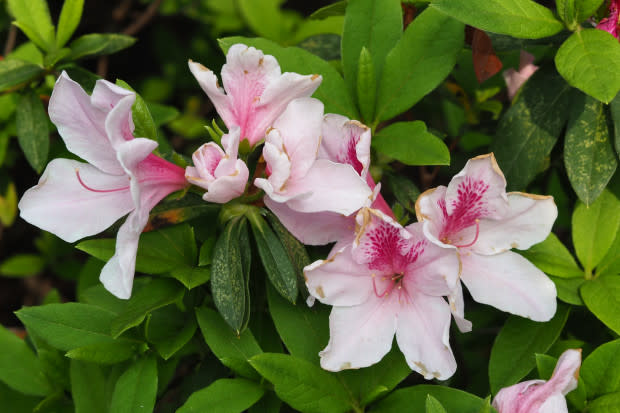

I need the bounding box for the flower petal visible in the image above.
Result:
[395,293,457,380]
[320,114,370,177]
[416,186,454,249]
[203,159,249,203]
[492,380,545,413]
[319,294,397,371]
[188,60,233,130]
[48,72,123,175]
[186,142,225,188]
[547,349,581,396]
[104,94,137,147]
[460,251,557,321]
[538,394,569,413]
[474,193,557,255]
[91,78,134,112]
[18,159,133,243]
[448,282,473,332]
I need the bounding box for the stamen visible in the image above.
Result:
[454,219,480,248]
[76,169,130,193]
[372,276,392,298]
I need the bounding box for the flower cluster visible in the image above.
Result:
[18,44,559,382]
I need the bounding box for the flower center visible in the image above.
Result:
[372,272,409,303]
[75,169,130,193]
[440,219,480,248]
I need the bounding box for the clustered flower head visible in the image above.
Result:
[18,44,560,382]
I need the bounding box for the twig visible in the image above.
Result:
[123,0,164,36]
[3,25,17,56]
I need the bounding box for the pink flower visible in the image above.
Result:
[18,72,187,299]
[415,153,557,330]
[265,113,391,245]
[597,0,619,39]
[305,208,460,379]
[185,126,249,203]
[189,44,322,146]
[503,50,539,100]
[254,98,372,217]
[493,349,581,413]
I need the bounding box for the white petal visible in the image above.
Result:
[538,394,569,413]
[473,193,557,255]
[188,60,233,133]
[91,78,134,112]
[104,94,137,148]
[448,282,472,333]
[460,251,557,321]
[18,159,133,243]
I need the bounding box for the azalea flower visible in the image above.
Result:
[415,153,557,329]
[503,50,539,100]
[185,125,249,203]
[597,0,619,39]
[305,208,460,379]
[189,44,322,146]
[254,98,372,217]
[264,113,391,245]
[18,72,187,299]
[493,349,581,413]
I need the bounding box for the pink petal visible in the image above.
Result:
[395,292,457,380]
[474,193,557,255]
[319,114,371,177]
[448,283,473,332]
[547,349,581,396]
[538,394,569,413]
[253,137,293,202]
[91,78,134,112]
[416,186,455,249]
[460,251,557,321]
[319,294,397,371]
[203,159,249,203]
[18,159,133,243]
[368,176,395,219]
[104,94,137,147]
[304,243,373,306]
[493,380,545,413]
[48,72,123,175]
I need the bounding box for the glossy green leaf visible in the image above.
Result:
[195,307,262,380]
[248,209,297,303]
[108,357,157,413]
[70,361,107,413]
[310,1,347,19]
[519,233,583,278]
[375,7,463,122]
[145,305,197,360]
[0,254,45,277]
[211,217,250,333]
[110,278,184,338]
[556,0,604,29]
[56,0,84,48]
[371,385,495,413]
[115,79,158,143]
[177,378,264,413]
[372,121,450,165]
[8,0,55,50]
[16,91,49,173]
[581,274,620,335]
[170,266,211,290]
[219,36,358,119]
[587,392,620,413]
[65,341,138,364]
[426,395,447,413]
[572,189,620,274]
[565,94,617,205]
[549,275,585,306]
[555,29,620,103]
[357,46,377,123]
[611,92,620,156]
[581,339,620,399]
[492,66,573,190]
[236,0,288,42]
[0,381,40,413]
[385,171,420,214]
[0,326,51,396]
[431,0,564,39]
[68,34,136,60]
[597,230,620,277]
[489,304,569,394]
[342,0,402,101]
[249,353,354,413]
[0,59,43,92]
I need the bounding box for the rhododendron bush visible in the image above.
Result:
[1,0,620,412]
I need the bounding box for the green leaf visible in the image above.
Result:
[581,274,620,335]
[342,0,402,102]
[556,0,604,29]
[587,392,620,413]
[195,307,262,380]
[109,357,157,413]
[115,79,158,143]
[310,1,347,19]
[8,0,55,50]
[219,36,358,119]
[0,326,51,396]
[65,341,138,364]
[375,7,463,122]
[431,0,564,39]
[249,353,354,413]
[110,278,184,338]
[555,29,620,103]
[68,34,136,60]
[0,381,41,413]
[248,209,297,303]
[611,92,620,156]
[147,102,180,127]
[236,0,289,42]
[357,47,377,123]
[170,266,211,290]
[572,189,620,274]
[15,303,133,351]
[145,305,197,360]
[535,353,587,410]
[492,65,573,190]
[0,254,45,277]
[371,384,495,413]
[581,339,620,399]
[211,217,251,334]
[597,230,620,277]
[70,361,107,413]
[372,121,450,165]
[198,237,216,266]
[16,91,49,173]
[0,59,43,92]
[565,94,617,205]
[426,395,447,413]
[177,378,264,413]
[519,233,583,278]
[385,171,420,214]
[549,275,585,306]
[56,0,84,48]
[488,304,570,394]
